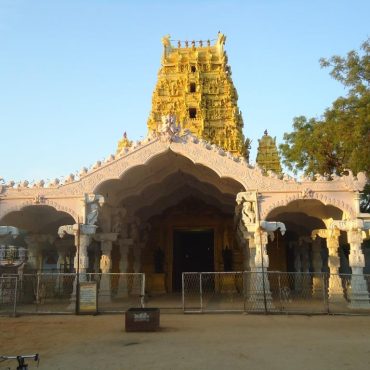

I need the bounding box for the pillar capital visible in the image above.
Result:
[58,224,97,238]
[330,219,364,232]
[347,229,364,246]
[312,228,340,240]
[0,226,20,239]
[312,228,340,251]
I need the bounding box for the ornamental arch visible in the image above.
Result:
[0,205,76,272]
[263,199,350,274]
[91,149,246,292]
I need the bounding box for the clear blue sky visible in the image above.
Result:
[0,0,369,183]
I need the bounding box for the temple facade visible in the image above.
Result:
[1,34,370,308]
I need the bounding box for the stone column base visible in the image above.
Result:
[117,275,129,298]
[98,274,111,304]
[328,275,346,303]
[248,273,274,310]
[349,275,370,309]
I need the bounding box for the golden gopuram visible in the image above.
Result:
[147,32,247,157]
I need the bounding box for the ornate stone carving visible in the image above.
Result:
[301,188,313,199]
[236,191,258,229]
[84,194,104,225]
[33,194,46,204]
[260,221,286,236]
[158,114,181,142]
[342,170,367,191]
[0,226,20,239]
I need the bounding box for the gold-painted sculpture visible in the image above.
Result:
[116,131,132,154]
[147,33,247,157]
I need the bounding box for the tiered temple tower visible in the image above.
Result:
[256,130,282,174]
[146,33,247,157]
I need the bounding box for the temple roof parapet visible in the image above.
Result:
[161,32,226,63]
[0,131,367,200]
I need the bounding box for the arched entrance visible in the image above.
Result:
[0,205,75,272]
[265,199,346,274]
[94,151,245,292]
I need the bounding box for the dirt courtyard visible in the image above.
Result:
[0,313,369,370]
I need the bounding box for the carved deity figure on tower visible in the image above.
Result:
[159,114,181,139]
[116,132,133,154]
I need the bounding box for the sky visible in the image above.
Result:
[0,0,369,184]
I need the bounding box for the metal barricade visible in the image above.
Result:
[0,275,18,316]
[4,272,145,314]
[183,271,370,315]
[87,273,145,312]
[15,273,76,314]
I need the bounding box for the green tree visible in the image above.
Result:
[280,39,370,211]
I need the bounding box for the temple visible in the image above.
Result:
[1,34,370,312]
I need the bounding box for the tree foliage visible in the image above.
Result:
[280,38,370,211]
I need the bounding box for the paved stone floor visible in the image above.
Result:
[0,314,369,370]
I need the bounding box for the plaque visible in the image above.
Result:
[78,282,97,314]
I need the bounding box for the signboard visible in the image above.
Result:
[78,282,97,314]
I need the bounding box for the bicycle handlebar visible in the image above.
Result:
[1,354,39,361]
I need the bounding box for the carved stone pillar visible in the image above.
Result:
[58,224,96,307]
[252,229,273,307]
[244,236,256,299]
[326,229,345,302]
[300,238,311,294]
[93,243,100,273]
[0,245,5,262]
[18,247,27,263]
[133,245,142,273]
[54,239,70,294]
[117,238,133,297]
[241,242,249,272]
[74,234,91,281]
[248,238,256,272]
[311,238,324,298]
[24,234,54,271]
[347,229,369,308]
[312,228,345,303]
[132,242,145,294]
[293,242,302,292]
[94,233,117,303]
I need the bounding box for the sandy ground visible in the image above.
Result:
[0,314,369,370]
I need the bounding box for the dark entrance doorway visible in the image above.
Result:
[172,229,214,291]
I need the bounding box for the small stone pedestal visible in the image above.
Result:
[125,308,160,332]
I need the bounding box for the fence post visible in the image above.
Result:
[277,273,282,312]
[13,277,18,317]
[200,273,203,313]
[36,272,41,312]
[182,273,185,312]
[141,273,146,308]
[323,272,329,314]
[243,271,246,313]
